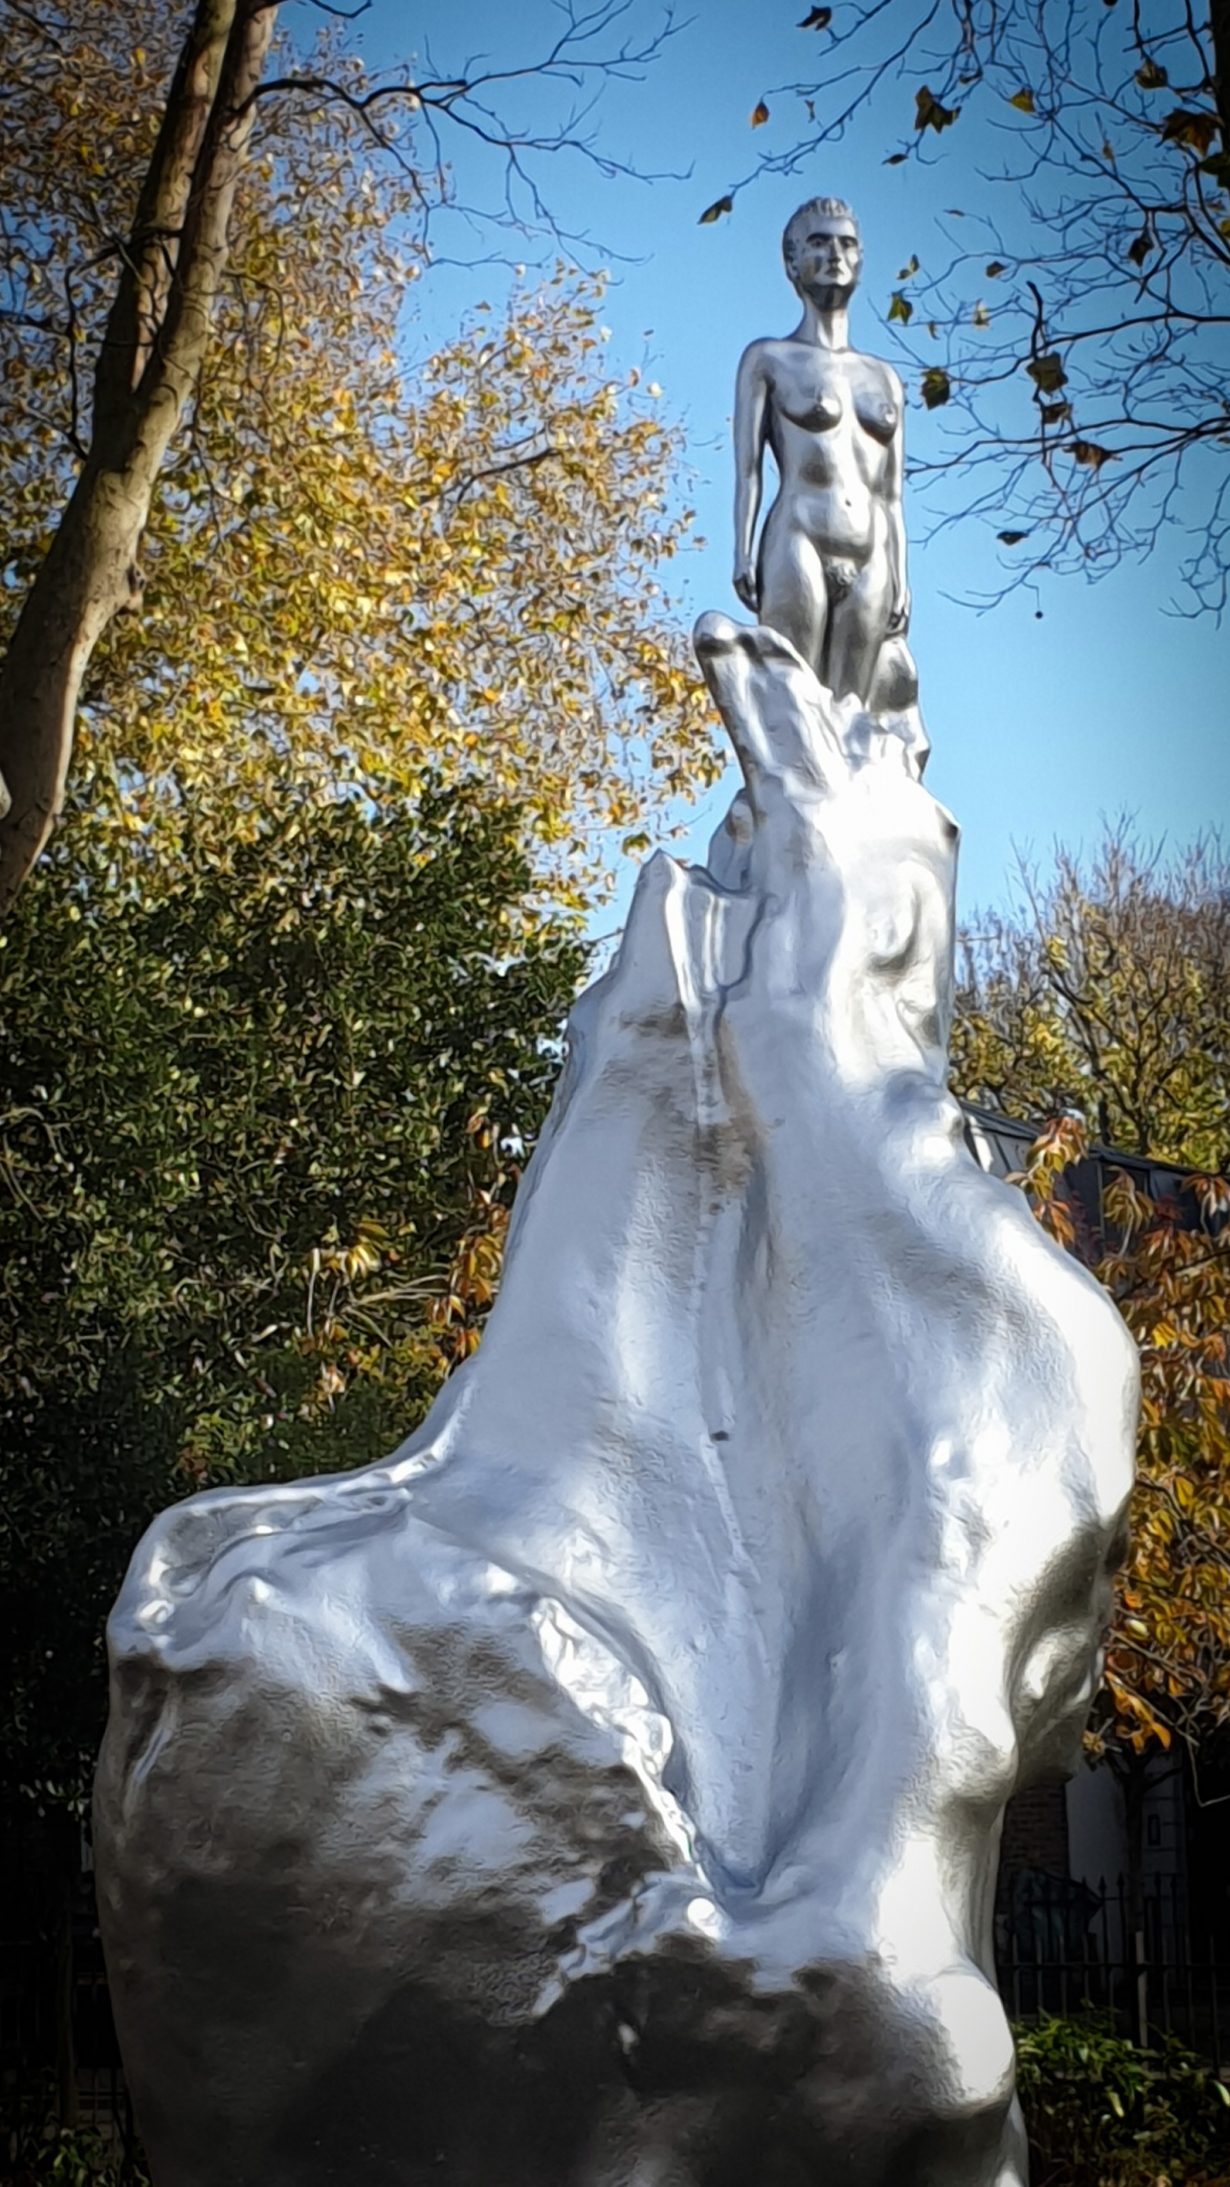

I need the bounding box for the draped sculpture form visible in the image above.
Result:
[95,203,1138,2187]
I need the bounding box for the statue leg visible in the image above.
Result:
[756,514,828,678]
[824,561,892,705]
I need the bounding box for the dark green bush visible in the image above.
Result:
[1016,2012,1230,2186]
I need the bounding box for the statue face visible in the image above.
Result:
[789,214,861,306]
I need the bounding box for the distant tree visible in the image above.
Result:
[952,827,1230,1893]
[0,0,697,908]
[706,1,1230,609]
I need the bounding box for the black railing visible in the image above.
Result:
[5,1873,1230,2148]
[996,1869,1230,2068]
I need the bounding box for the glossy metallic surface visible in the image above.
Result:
[733,196,925,767]
[96,615,1137,2185]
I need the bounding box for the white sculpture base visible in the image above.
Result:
[96,619,1137,2186]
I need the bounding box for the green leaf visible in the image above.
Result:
[1009,88,1036,114]
[887,291,913,325]
[698,195,734,225]
[920,366,951,408]
[897,254,920,279]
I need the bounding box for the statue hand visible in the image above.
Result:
[733,560,759,614]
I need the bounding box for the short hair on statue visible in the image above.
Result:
[781,198,861,279]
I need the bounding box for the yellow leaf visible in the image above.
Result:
[750,100,770,128]
[1009,88,1036,114]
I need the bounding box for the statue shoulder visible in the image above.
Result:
[864,353,905,405]
[735,336,779,383]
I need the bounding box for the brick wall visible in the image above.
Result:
[999,1781,1071,1880]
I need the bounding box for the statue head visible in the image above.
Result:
[782,197,862,306]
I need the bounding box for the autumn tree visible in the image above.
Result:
[952,827,1230,1894]
[707,1,1230,608]
[0,771,588,2139]
[0,0,705,909]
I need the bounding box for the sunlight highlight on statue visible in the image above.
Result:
[95,204,1137,2187]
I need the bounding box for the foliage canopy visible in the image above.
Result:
[0,0,714,905]
[953,829,1230,1766]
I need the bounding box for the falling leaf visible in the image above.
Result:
[751,99,770,128]
[1160,108,1219,155]
[997,530,1030,545]
[1127,224,1155,266]
[1135,57,1168,89]
[888,291,913,324]
[897,254,920,279]
[921,366,951,408]
[798,4,833,25]
[1071,439,1116,469]
[1040,401,1072,425]
[985,259,1006,278]
[972,301,989,327]
[1026,351,1068,395]
[698,196,734,225]
[1009,88,1036,114]
[915,86,960,133]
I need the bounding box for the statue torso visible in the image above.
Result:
[752,339,900,499]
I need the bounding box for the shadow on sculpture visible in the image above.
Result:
[95,605,1137,2185]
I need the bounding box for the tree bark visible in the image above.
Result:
[0,0,277,916]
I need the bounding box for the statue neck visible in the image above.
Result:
[791,297,850,352]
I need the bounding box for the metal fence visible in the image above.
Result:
[996,1868,1230,2069]
[5,1872,1230,2149]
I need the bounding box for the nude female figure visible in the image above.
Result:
[733,197,912,710]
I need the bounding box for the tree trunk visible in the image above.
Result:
[0,0,276,915]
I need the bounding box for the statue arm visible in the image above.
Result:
[733,345,770,612]
[885,378,910,633]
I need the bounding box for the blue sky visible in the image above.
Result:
[351,0,1228,924]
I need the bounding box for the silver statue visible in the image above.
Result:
[95,611,1137,2185]
[734,197,919,734]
